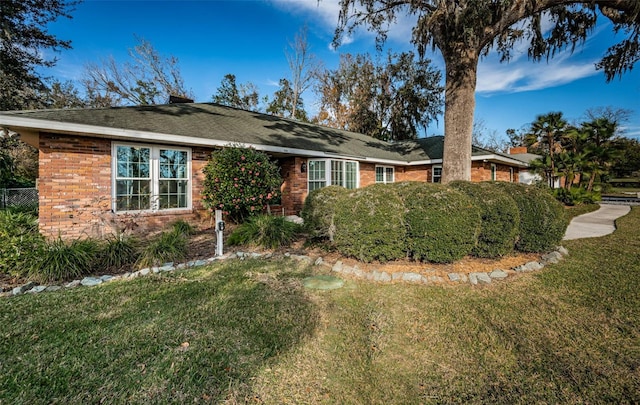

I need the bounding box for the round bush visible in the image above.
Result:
[494,182,568,252]
[333,184,406,263]
[449,181,520,258]
[393,182,481,263]
[301,186,349,242]
[202,146,282,222]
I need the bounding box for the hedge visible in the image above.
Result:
[393,182,481,263]
[333,184,406,263]
[494,182,568,252]
[449,181,520,258]
[301,186,349,242]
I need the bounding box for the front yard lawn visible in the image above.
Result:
[1,208,639,403]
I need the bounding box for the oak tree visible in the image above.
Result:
[335,1,640,182]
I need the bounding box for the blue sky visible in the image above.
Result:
[45,0,640,141]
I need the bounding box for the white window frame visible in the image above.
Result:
[491,163,497,181]
[307,159,359,192]
[432,165,442,183]
[375,165,395,184]
[112,143,192,213]
[509,167,514,183]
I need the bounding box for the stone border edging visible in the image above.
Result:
[2,246,569,298]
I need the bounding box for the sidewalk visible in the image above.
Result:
[563,204,631,240]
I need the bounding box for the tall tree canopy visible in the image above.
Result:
[335,0,640,182]
[314,51,443,141]
[0,0,78,110]
[212,74,261,112]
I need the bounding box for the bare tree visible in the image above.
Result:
[285,25,321,120]
[82,36,193,107]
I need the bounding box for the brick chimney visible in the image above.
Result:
[509,146,528,155]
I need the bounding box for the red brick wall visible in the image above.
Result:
[471,161,519,182]
[38,134,214,239]
[279,157,308,215]
[396,165,429,182]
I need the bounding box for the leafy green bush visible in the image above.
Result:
[450,181,520,258]
[228,214,301,249]
[553,187,601,206]
[495,182,568,253]
[333,184,406,263]
[202,146,282,222]
[0,210,43,277]
[27,238,99,282]
[301,186,349,242]
[137,229,188,269]
[393,182,481,263]
[98,233,139,271]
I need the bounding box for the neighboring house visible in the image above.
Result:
[508,146,570,188]
[508,147,543,185]
[0,102,527,239]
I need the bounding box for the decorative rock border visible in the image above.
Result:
[321,246,569,286]
[1,246,569,298]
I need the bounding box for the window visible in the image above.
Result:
[432,166,442,183]
[490,163,497,181]
[308,159,358,191]
[114,144,191,212]
[509,167,514,183]
[375,166,394,184]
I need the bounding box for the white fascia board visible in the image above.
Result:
[471,154,529,168]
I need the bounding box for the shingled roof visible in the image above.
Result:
[0,102,527,166]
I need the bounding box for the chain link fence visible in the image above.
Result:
[0,188,38,210]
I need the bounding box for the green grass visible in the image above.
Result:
[2,209,639,403]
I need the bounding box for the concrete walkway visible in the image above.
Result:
[563,204,631,240]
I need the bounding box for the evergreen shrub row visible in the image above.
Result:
[302,181,568,263]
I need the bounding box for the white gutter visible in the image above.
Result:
[0,115,527,168]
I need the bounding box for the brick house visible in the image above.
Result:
[0,103,527,238]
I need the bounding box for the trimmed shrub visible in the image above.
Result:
[494,182,568,252]
[27,238,99,282]
[449,181,520,258]
[229,214,301,249]
[137,229,188,269]
[98,233,139,271]
[553,187,601,206]
[0,210,43,277]
[393,182,481,263]
[301,186,349,242]
[333,184,406,263]
[202,146,282,222]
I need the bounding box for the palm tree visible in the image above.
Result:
[526,112,568,188]
[582,118,619,191]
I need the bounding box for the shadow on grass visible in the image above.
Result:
[0,259,318,403]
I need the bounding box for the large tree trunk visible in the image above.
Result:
[441,51,478,183]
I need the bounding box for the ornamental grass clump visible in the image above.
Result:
[229,214,301,249]
[449,181,520,258]
[393,182,481,263]
[495,182,568,253]
[301,186,349,242]
[333,184,406,263]
[98,233,139,271]
[27,237,99,283]
[137,228,188,269]
[202,146,282,222]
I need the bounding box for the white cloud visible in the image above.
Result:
[477,45,599,94]
[270,0,416,48]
